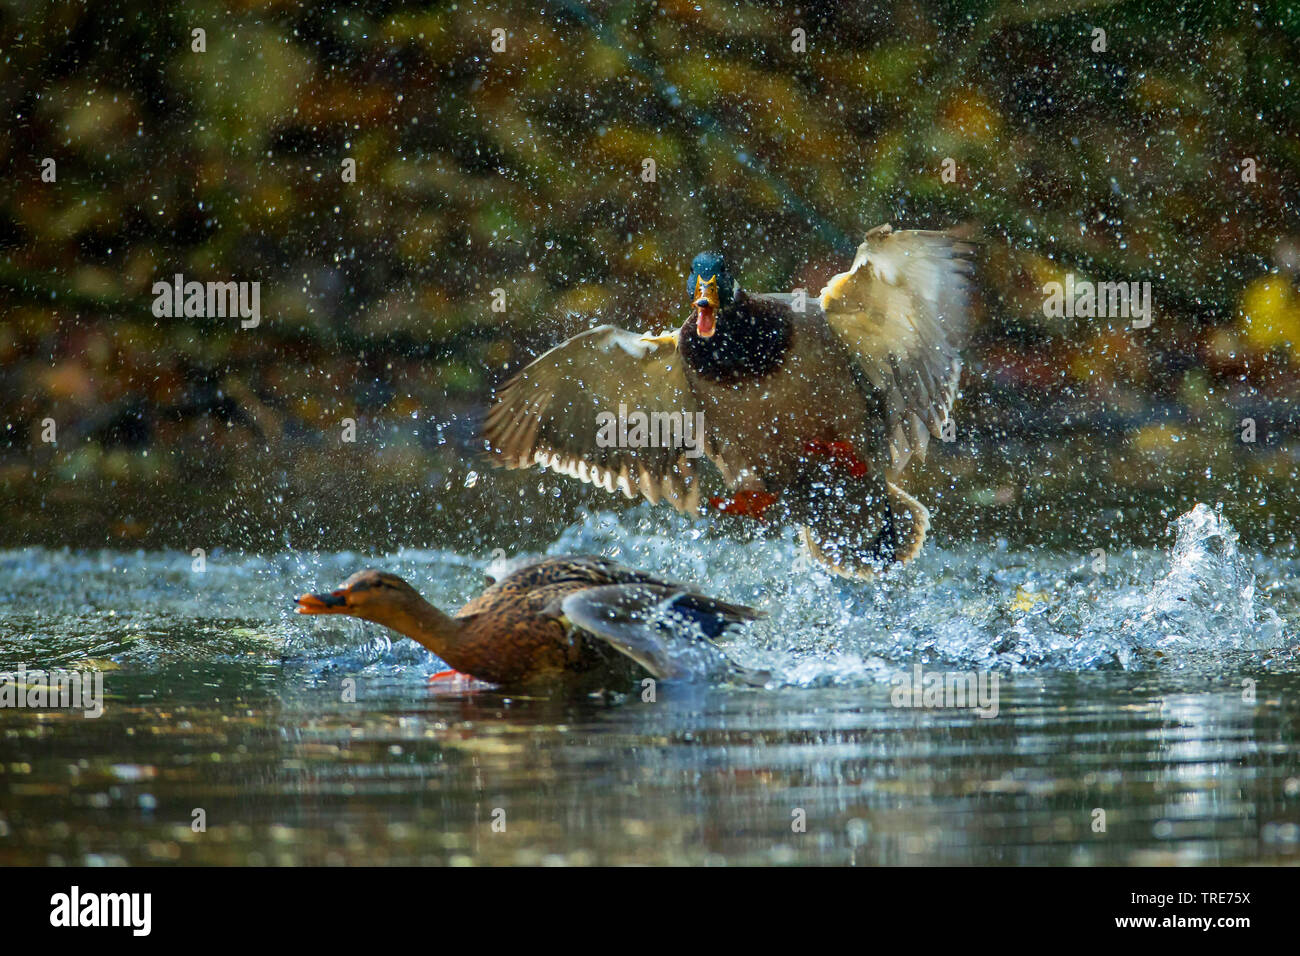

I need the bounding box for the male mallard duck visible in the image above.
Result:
[294,556,764,691]
[483,224,974,578]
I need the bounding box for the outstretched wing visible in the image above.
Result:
[818,224,974,474]
[483,325,706,514]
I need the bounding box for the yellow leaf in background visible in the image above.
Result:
[228,628,280,644]
[943,87,1004,142]
[1239,275,1300,358]
[1131,422,1187,454]
[1010,587,1049,612]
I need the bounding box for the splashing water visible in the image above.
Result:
[1,504,1294,684]
[1124,504,1285,655]
[544,502,1296,684]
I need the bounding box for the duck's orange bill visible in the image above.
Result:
[295,591,346,613]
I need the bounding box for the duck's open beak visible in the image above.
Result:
[694,276,719,338]
[295,589,349,614]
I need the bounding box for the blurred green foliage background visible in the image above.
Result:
[1,0,1298,551]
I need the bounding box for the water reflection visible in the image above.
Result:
[1,523,1298,865]
[2,663,1297,865]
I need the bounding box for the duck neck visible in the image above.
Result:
[371,598,465,658]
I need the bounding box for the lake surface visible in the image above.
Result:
[2,503,1298,865]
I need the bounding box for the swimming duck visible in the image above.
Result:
[483,224,974,578]
[294,556,765,691]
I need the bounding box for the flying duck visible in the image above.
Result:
[295,556,765,692]
[482,225,974,578]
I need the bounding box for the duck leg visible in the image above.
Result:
[802,438,869,477]
[427,669,474,682]
[708,490,780,522]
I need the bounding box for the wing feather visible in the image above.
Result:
[483,325,705,514]
[819,224,974,473]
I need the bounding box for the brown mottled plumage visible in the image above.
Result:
[295,556,764,692]
[482,225,974,578]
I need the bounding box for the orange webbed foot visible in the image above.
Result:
[428,669,472,683]
[709,490,780,522]
[803,438,869,478]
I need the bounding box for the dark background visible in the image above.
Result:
[2,0,1298,553]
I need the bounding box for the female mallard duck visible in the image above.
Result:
[483,224,974,578]
[294,555,764,691]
